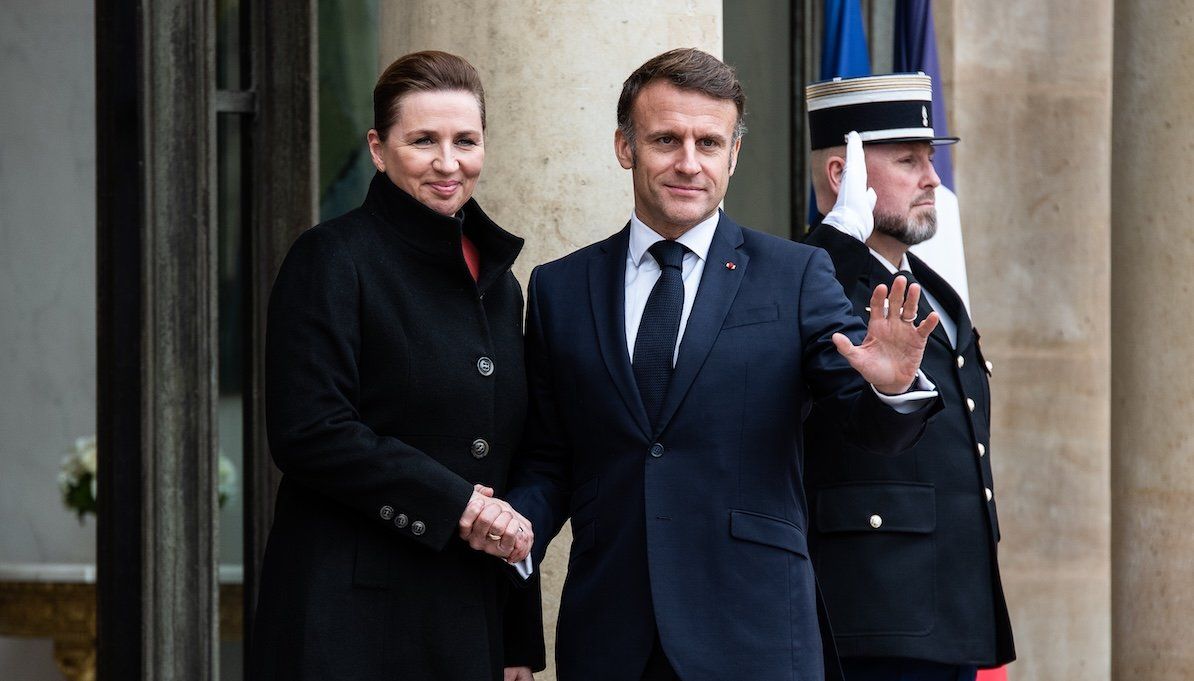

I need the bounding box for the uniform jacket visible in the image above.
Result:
[507,214,939,681]
[803,224,1015,667]
[250,173,545,681]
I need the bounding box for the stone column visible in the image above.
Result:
[1111,2,1194,678]
[948,1,1114,678]
[378,4,721,677]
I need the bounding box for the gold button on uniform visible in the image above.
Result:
[967,398,976,412]
[985,487,993,502]
[977,442,986,457]
[956,355,966,369]
[869,514,883,529]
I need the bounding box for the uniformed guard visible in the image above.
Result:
[802,73,1015,681]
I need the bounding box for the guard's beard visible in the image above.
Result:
[874,206,938,246]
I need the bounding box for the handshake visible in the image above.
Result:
[458,483,534,564]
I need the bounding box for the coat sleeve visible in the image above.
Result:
[797,248,941,455]
[265,226,475,551]
[506,266,574,567]
[501,572,547,672]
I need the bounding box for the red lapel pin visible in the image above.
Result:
[725,261,736,270]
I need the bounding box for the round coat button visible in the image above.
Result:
[985,360,994,373]
[411,520,426,536]
[956,355,966,369]
[967,397,976,412]
[379,505,395,521]
[394,513,409,528]
[471,438,490,459]
[977,442,987,457]
[869,514,883,529]
[649,443,665,458]
[985,488,993,502]
[477,357,495,376]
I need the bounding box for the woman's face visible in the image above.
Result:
[367,90,484,216]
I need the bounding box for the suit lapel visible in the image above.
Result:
[651,215,747,438]
[588,225,652,438]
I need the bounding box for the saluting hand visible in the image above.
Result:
[832,275,939,395]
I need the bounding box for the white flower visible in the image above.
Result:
[75,436,98,475]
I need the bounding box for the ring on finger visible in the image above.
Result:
[900,314,917,323]
[486,532,502,541]
[882,299,890,318]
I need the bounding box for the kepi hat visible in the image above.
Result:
[805,73,960,150]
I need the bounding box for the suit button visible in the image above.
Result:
[379,505,395,521]
[411,520,426,535]
[985,360,994,374]
[649,443,665,458]
[394,513,409,528]
[477,356,495,376]
[977,442,987,457]
[956,355,966,369]
[967,397,976,412]
[985,487,993,502]
[869,514,883,529]
[471,438,490,459]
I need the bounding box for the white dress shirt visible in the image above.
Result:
[624,211,719,365]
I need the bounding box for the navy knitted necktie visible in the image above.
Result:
[633,240,689,427]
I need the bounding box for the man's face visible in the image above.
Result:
[615,80,741,237]
[864,142,941,246]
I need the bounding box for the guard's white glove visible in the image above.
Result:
[822,131,877,243]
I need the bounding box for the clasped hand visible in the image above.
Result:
[832,275,939,395]
[458,484,534,564]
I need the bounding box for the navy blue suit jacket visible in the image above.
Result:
[508,214,938,681]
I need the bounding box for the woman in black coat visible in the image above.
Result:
[250,51,542,681]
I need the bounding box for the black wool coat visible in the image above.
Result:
[802,224,1015,668]
[249,173,545,681]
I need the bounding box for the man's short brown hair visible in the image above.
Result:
[616,48,747,148]
[373,50,486,140]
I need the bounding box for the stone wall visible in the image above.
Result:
[948,0,1115,678]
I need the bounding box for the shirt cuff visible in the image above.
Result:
[871,371,937,414]
[513,556,534,580]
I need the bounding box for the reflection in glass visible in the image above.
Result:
[217,109,247,679]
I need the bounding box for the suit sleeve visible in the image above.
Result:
[265,226,474,551]
[501,572,547,672]
[506,266,575,567]
[797,248,941,455]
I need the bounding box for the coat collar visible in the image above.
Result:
[908,251,973,351]
[363,172,524,293]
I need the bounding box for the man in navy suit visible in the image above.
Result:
[468,49,941,681]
